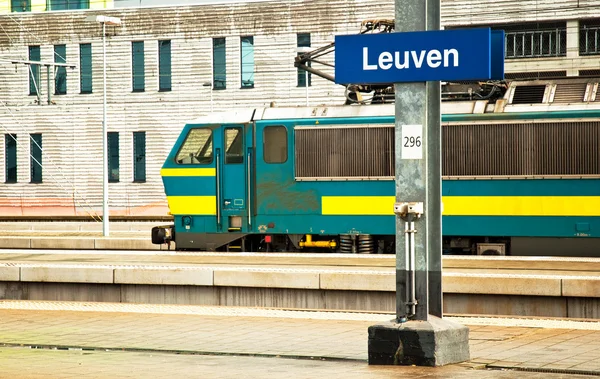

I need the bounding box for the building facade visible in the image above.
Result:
[0,0,599,217]
[0,0,383,217]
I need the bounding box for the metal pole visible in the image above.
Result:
[102,21,109,237]
[305,70,309,106]
[395,0,430,322]
[46,65,51,105]
[427,0,443,318]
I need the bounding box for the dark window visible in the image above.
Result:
[176,128,213,164]
[28,46,40,96]
[5,134,17,183]
[30,133,42,183]
[80,43,92,93]
[54,44,67,95]
[11,0,30,12]
[263,126,287,163]
[132,41,145,92]
[225,128,243,164]
[108,132,119,182]
[240,36,254,88]
[48,0,89,10]
[133,132,146,182]
[297,33,311,87]
[579,19,600,55]
[213,38,226,90]
[489,22,566,59]
[158,40,171,91]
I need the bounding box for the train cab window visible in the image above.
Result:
[263,125,287,163]
[225,127,243,164]
[176,128,213,164]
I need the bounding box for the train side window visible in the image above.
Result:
[176,128,213,164]
[263,125,287,163]
[225,127,243,164]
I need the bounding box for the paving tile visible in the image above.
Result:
[0,301,599,377]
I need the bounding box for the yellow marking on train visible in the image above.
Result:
[167,196,216,215]
[322,196,395,215]
[161,168,216,177]
[444,196,600,217]
[322,196,600,217]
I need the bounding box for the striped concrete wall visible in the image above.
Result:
[0,0,598,217]
[0,0,394,217]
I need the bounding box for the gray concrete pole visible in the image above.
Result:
[369,0,469,365]
[426,0,443,318]
[368,0,470,366]
[394,0,429,322]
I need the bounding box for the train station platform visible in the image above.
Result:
[1,249,600,320]
[0,221,162,250]
[0,300,598,378]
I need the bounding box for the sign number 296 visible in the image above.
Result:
[401,124,423,160]
[404,136,422,148]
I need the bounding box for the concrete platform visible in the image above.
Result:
[1,250,600,318]
[0,300,599,378]
[0,221,164,250]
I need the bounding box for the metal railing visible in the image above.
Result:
[505,29,566,59]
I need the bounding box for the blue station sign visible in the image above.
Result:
[334,28,504,84]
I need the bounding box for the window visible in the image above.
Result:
[132,41,145,92]
[225,128,243,164]
[176,128,213,164]
[54,45,67,95]
[29,46,40,96]
[108,132,119,182]
[5,134,17,183]
[580,19,600,55]
[80,43,92,93]
[158,40,171,91]
[213,38,226,90]
[11,0,30,12]
[240,36,254,88]
[30,134,42,183]
[263,126,287,163]
[297,33,311,87]
[48,0,89,10]
[489,22,566,59]
[133,132,146,182]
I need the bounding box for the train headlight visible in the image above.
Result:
[182,216,193,227]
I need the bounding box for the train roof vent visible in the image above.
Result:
[511,85,546,104]
[553,82,588,103]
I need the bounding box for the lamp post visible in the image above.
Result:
[202,82,213,112]
[86,15,122,237]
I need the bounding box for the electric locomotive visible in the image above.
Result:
[152,77,600,256]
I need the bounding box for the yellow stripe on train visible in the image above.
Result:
[161,168,216,177]
[321,196,600,217]
[167,196,217,215]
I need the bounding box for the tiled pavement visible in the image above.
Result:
[1,301,600,378]
[0,347,594,379]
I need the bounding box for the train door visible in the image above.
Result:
[214,123,254,232]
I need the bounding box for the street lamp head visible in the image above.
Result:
[85,15,122,26]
